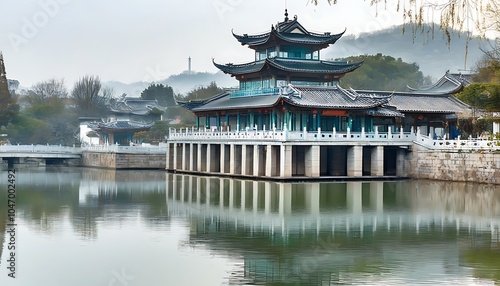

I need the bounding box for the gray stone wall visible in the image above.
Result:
[82,152,166,169]
[408,145,500,184]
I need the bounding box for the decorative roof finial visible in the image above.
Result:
[284,9,289,22]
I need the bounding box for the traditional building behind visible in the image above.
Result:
[86,96,164,145]
[179,11,469,139]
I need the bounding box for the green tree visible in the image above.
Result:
[4,114,52,144]
[456,83,500,112]
[71,75,112,117]
[140,83,175,107]
[132,121,169,143]
[339,53,429,91]
[472,57,500,83]
[181,81,224,101]
[0,52,19,127]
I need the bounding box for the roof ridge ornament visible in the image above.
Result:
[284,9,289,22]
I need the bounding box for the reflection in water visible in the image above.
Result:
[167,174,500,285]
[0,168,499,285]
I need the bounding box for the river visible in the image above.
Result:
[0,167,499,285]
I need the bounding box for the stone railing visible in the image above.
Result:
[168,126,416,143]
[414,133,500,151]
[0,144,80,154]
[81,143,167,154]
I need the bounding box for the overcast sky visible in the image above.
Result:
[0,0,406,88]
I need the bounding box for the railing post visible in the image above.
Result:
[400,126,403,138]
[347,127,351,138]
[361,127,365,138]
[283,123,288,140]
[375,126,379,138]
[303,127,307,139]
[388,126,392,138]
[333,127,336,138]
[317,127,321,139]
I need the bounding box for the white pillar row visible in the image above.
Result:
[206,144,212,173]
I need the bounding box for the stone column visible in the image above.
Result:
[189,143,194,171]
[206,144,212,172]
[305,145,320,177]
[230,144,236,175]
[173,143,178,170]
[241,144,248,175]
[165,143,171,170]
[265,145,277,177]
[347,146,363,177]
[253,145,261,177]
[370,145,384,176]
[220,144,226,174]
[197,143,202,172]
[182,143,187,171]
[280,144,292,178]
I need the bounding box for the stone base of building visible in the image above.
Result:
[82,151,166,169]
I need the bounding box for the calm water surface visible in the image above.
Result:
[0,167,499,285]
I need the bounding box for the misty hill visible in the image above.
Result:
[104,24,491,97]
[330,24,491,79]
[104,72,237,97]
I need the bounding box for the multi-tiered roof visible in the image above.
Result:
[213,10,362,87]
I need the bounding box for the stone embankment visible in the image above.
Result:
[408,145,500,184]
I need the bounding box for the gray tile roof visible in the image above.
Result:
[191,92,281,112]
[88,120,153,131]
[232,18,344,48]
[406,72,468,94]
[388,93,470,113]
[285,85,390,109]
[213,58,362,76]
[110,97,165,115]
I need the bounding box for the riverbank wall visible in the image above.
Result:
[82,151,166,169]
[408,145,500,184]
